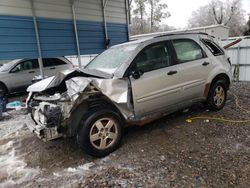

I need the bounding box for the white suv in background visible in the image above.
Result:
[0,57,73,95]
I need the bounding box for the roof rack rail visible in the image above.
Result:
[154,32,209,38]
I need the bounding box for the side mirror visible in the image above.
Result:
[10,67,19,73]
[131,70,143,79]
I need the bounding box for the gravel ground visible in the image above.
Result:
[0,82,250,187]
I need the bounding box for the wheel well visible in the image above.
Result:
[88,96,121,114]
[88,95,126,122]
[0,81,9,94]
[67,95,125,137]
[210,73,230,90]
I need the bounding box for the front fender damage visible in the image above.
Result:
[27,71,133,141]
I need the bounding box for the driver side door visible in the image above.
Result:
[129,41,182,117]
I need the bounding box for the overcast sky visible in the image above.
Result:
[165,0,250,28]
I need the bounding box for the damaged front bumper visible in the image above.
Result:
[25,114,63,142]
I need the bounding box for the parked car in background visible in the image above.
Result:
[0,57,73,95]
[26,33,232,157]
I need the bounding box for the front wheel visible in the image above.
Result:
[207,80,227,111]
[77,109,123,157]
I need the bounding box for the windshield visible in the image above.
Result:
[0,60,18,72]
[85,43,138,74]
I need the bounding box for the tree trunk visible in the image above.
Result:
[150,1,154,32]
[140,7,144,33]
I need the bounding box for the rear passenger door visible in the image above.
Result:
[129,41,182,116]
[172,38,213,102]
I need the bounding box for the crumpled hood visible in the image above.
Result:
[27,68,112,93]
[27,69,74,92]
[27,69,129,104]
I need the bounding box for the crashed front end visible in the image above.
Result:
[25,70,132,142]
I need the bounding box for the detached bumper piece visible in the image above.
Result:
[25,115,63,142]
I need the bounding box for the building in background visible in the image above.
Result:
[0,0,129,69]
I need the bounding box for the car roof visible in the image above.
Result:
[112,32,211,49]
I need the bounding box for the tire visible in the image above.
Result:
[207,80,227,111]
[77,108,123,157]
[0,83,8,96]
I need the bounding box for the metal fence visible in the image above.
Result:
[220,36,250,81]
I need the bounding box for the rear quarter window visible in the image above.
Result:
[202,39,224,56]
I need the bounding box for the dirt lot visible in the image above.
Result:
[0,82,250,187]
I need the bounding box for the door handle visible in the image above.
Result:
[50,67,56,70]
[202,62,210,66]
[28,71,35,73]
[167,70,178,75]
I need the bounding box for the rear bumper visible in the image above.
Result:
[25,115,63,141]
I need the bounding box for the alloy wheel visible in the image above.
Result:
[213,85,225,107]
[89,118,118,150]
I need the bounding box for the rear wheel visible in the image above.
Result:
[207,80,227,111]
[77,108,123,157]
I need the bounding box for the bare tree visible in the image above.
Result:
[128,0,133,24]
[129,0,172,35]
[148,0,170,32]
[132,0,147,33]
[188,0,246,36]
[211,0,240,25]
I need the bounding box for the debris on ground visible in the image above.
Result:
[0,82,250,187]
[6,101,23,110]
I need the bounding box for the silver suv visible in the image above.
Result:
[26,33,232,157]
[0,57,73,95]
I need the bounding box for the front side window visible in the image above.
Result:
[134,42,172,73]
[173,39,205,63]
[13,59,38,72]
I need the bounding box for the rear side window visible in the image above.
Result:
[202,39,224,56]
[43,58,67,67]
[52,58,67,66]
[172,39,205,63]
